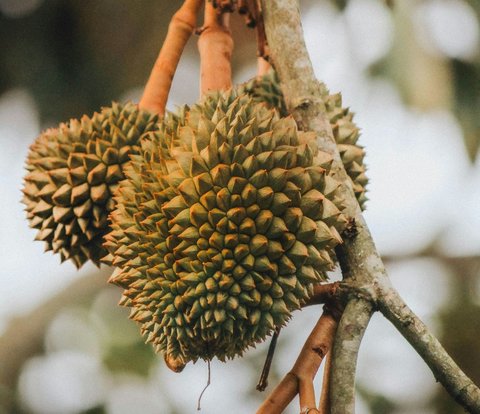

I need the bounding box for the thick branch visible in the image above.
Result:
[261,1,480,413]
[330,299,373,413]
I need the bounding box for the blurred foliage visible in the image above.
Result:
[433,263,480,414]
[357,384,397,414]
[452,60,480,160]
[0,0,181,122]
[0,0,260,125]
[377,0,480,161]
[103,342,156,377]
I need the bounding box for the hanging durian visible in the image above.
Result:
[240,71,368,207]
[22,102,159,268]
[104,90,348,366]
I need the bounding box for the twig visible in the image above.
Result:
[256,307,340,414]
[197,359,211,410]
[139,0,203,115]
[256,327,281,392]
[376,282,480,413]
[198,2,233,94]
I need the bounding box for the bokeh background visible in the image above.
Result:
[1,0,479,413]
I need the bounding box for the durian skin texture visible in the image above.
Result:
[241,71,368,208]
[105,90,348,365]
[23,102,160,268]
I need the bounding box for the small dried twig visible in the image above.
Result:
[256,327,281,391]
[197,360,211,410]
[139,0,203,115]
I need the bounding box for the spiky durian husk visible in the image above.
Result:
[22,102,160,268]
[104,90,348,365]
[241,71,368,207]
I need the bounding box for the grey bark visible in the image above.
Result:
[261,0,480,412]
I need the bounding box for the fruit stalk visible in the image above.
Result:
[139,0,203,115]
[198,2,233,94]
[256,308,340,414]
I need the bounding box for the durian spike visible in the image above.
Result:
[198,2,233,95]
[139,0,204,115]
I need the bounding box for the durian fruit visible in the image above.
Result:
[104,90,348,366]
[240,71,368,207]
[23,102,160,268]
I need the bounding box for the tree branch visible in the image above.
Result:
[260,0,480,413]
[330,299,373,413]
[376,282,480,412]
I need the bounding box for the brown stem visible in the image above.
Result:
[139,0,203,115]
[255,0,269,57]
[319,351,332,414]
[256,307,340,414]
[257,57,271,77]
[299,378,317,414]
[198,2,233,95]
[303,283,340,308]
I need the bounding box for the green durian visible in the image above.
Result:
[23,102,160,268]
[104,89,348,366]
[240,71,368,207]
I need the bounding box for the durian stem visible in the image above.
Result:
[318,351,332,413]
[303,282,340,307]
[257,57,271,77]
[256,308,340,414]
[139,0,203,115]
[299,378,318,414]
[198,2,233,95]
